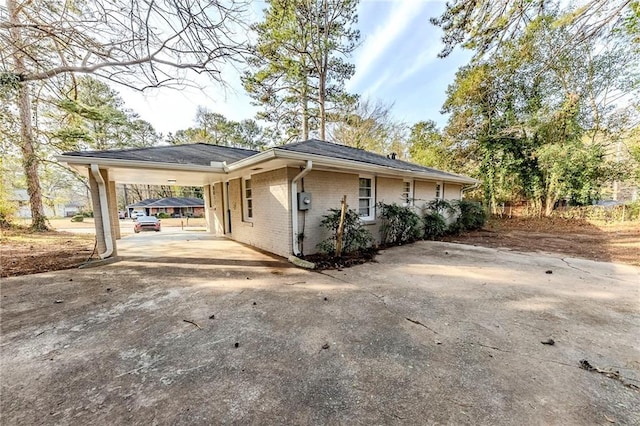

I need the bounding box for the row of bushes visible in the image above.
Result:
[317,199,487,256]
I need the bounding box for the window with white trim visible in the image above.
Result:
[402,180,413,206]
[242,178,253,221]
[358,177,375,220]
[435,183,442,199]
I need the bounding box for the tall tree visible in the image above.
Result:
[243,1,314,142]
[442,14,637,214]
[431,0,636,59]
[168,107,269,150]
[50,77,143,152]
[1,0,246,230]
[408,121,458,172]
[244,0,359,142]
[328,98,406,156]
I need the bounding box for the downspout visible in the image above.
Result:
[291,160,312,256]
[461,182,479,199]
[90,164,114,259]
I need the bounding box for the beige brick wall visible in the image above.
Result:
[376,177,407,205]
[295,169,360,255]
[226,168,292,258]
[297,173,466,255]
[204,183,224,235]
[444,183,462,200]
[414,180,462,206]
[204,167,467,258]
[414,180,437,208]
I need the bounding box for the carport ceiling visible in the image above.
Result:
[69,164,225,186]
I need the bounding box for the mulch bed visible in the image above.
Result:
[303,248,378,270]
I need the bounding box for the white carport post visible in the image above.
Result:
[88,166,118,258]
[203,184,213,233]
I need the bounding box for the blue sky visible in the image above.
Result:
[118,0,472,136]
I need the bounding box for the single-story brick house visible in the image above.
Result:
[127,197,205,218]
[58,139,477,259]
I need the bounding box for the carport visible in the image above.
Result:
[57,144,253,259]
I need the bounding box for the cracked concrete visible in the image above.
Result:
[1,236,639,424]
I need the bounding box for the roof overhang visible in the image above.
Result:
[228,148,477,185]
[57,147,478,186]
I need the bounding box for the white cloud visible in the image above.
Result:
[362,70,392,98]
[347,0,428,90]
[395,42,442,83]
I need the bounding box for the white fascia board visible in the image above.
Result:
[224,150,277,171]
[270,149,478,185]
[56,155,226,173]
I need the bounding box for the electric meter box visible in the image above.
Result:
[298,192,312,210]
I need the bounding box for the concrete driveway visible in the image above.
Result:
[1,237,639,424]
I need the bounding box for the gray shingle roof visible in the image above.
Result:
[277,139,466,180]
[128,198,159,207]
[128,197,204,208]
[63,143,258,166]
[62,139,474,182]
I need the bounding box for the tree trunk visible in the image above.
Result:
[301,76,309,140]
[544,197,555,217]
[318,72,326,140]
[317,0,328,141]
[8,0,48,230]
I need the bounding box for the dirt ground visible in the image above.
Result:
[0,229,95,278]
[443,217,640,266]
[1,237,638,424]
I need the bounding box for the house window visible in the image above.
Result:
[436,183,442,199]
[243,178,253,221]
[402,180,413,206]
[358,177,375,221]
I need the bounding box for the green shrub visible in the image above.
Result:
[446,220,464,235]
[422,212,447,240]
[625,201,640,221]
[0,199,16,228]
[70,214,84,222]
[425,199,455,217]
[452,199,486,231]
[377,202,422,245]
[156,212,170,219]
[317,208,373,256]
[81,211,93,218]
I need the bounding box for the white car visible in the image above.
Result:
[134,216,161,233]
[131,211,146,220]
